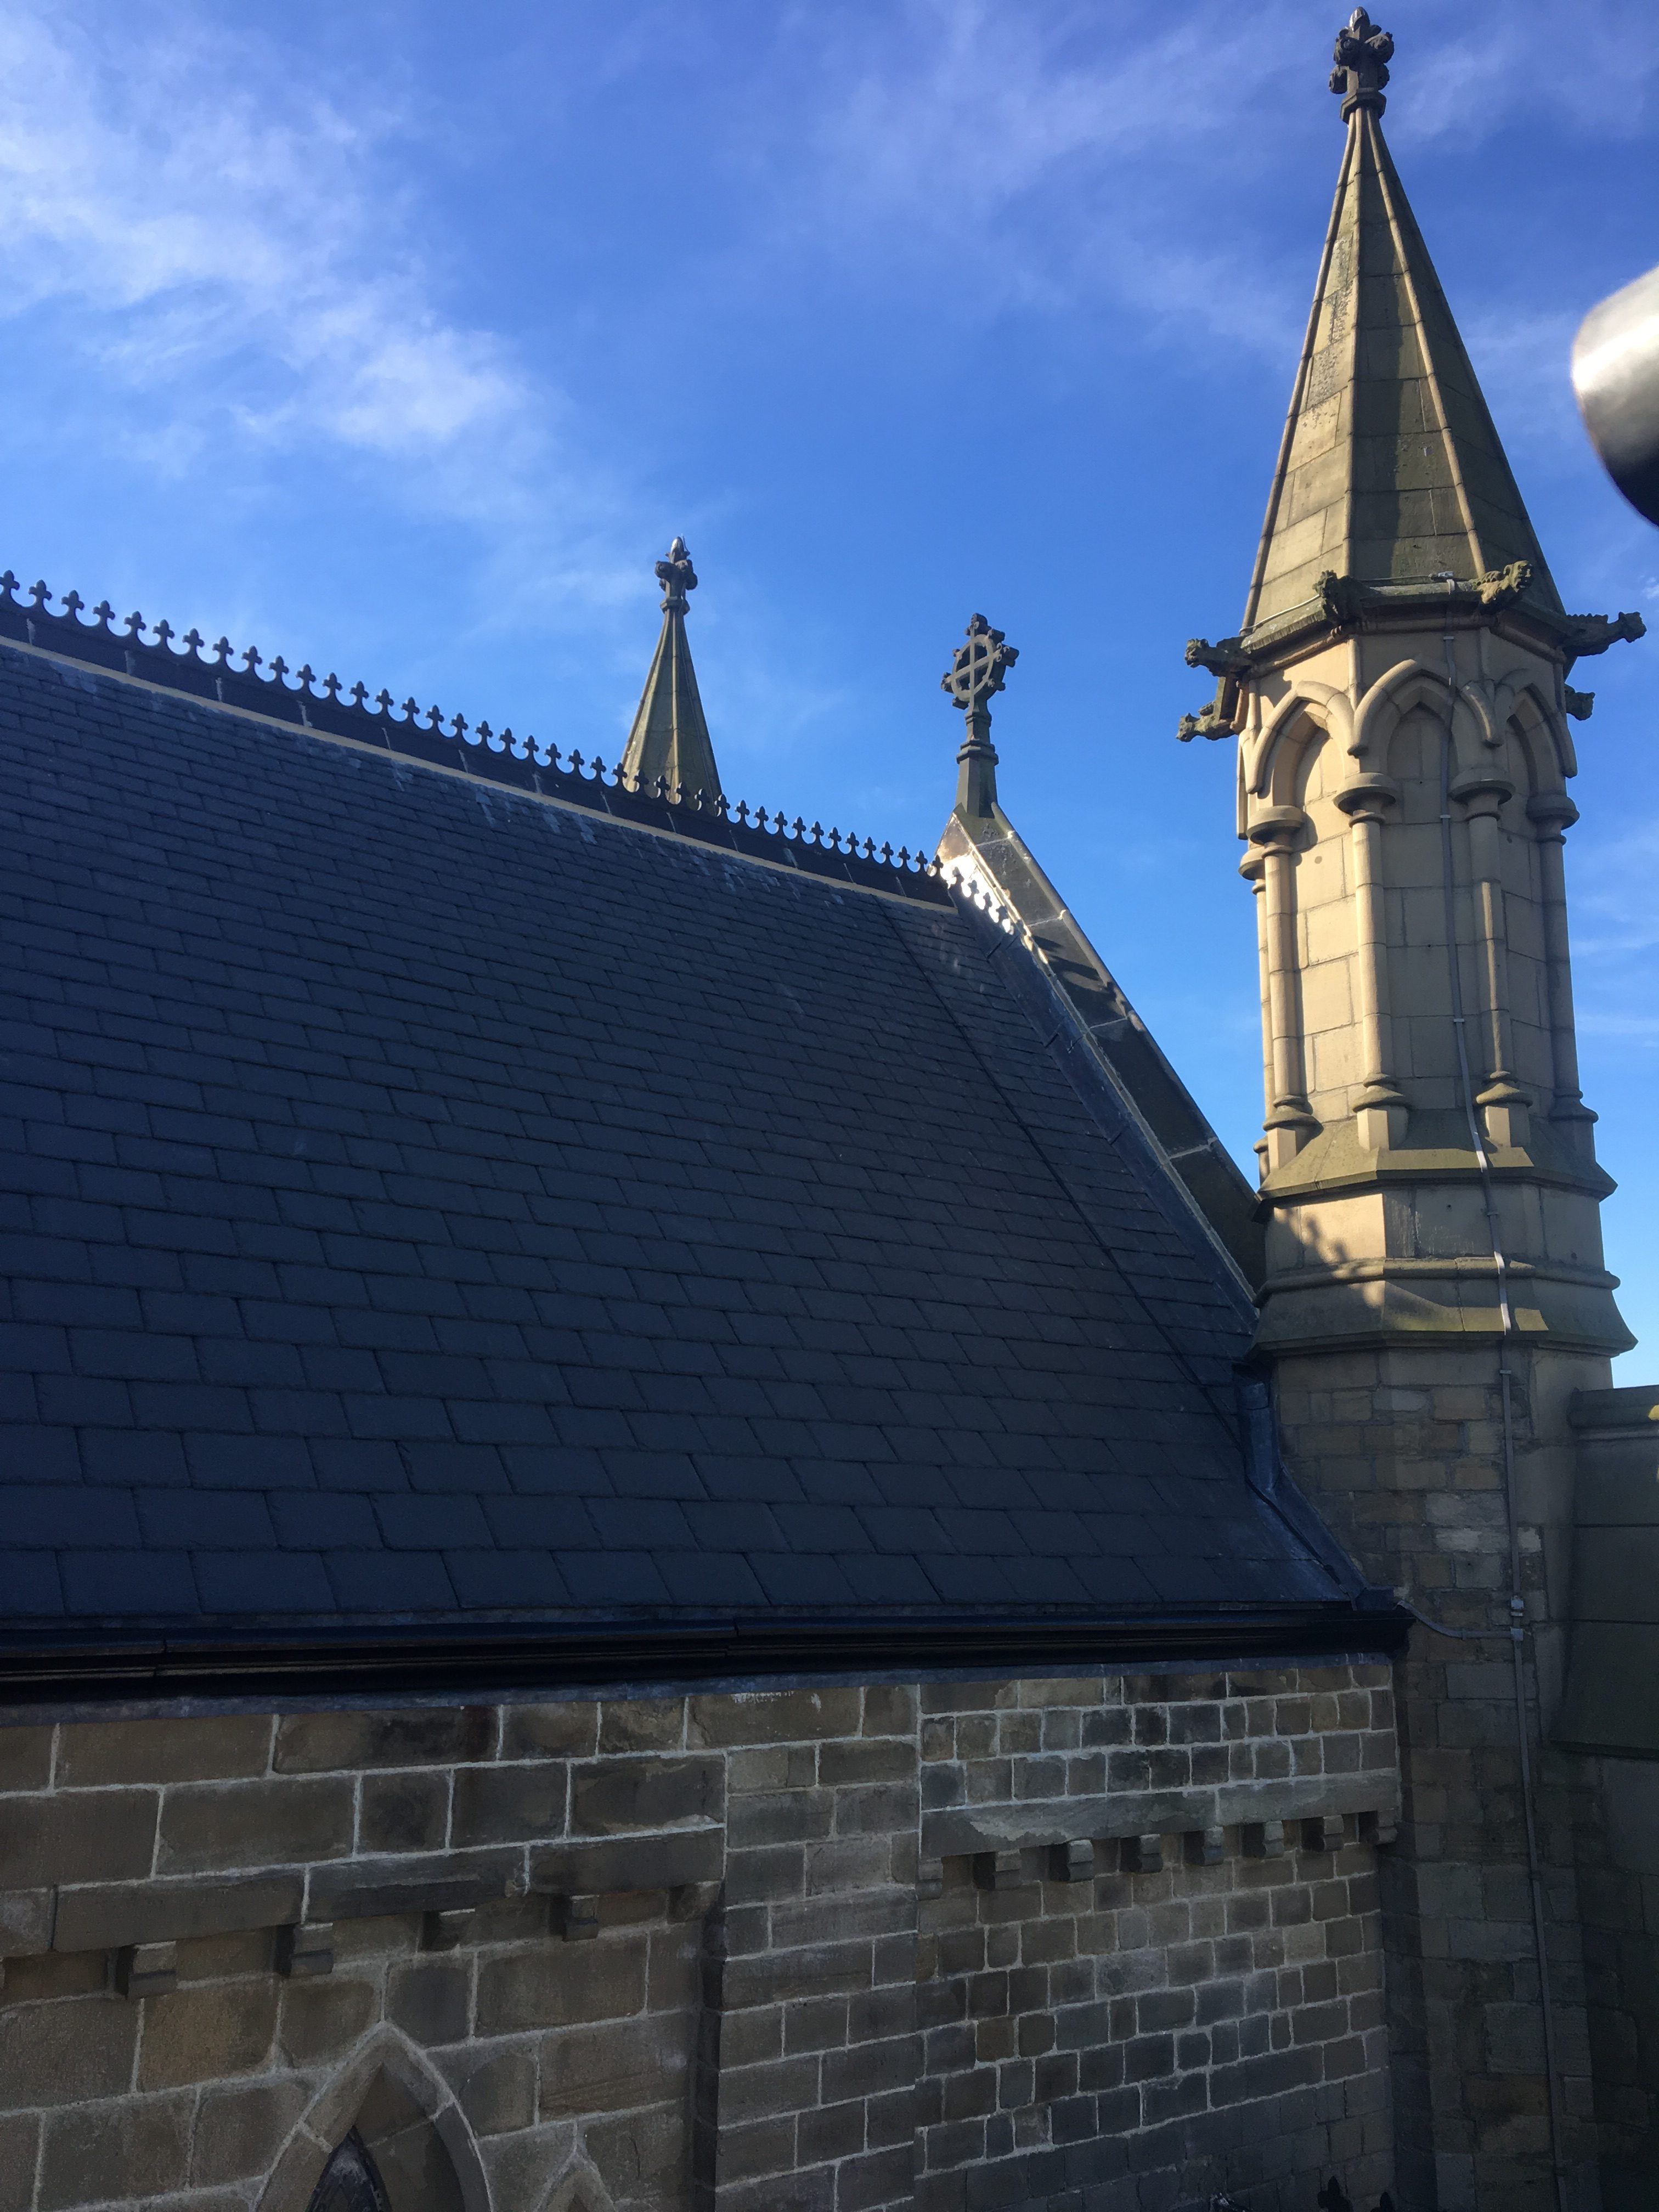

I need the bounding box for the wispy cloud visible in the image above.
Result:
[0,10,512,457]
[1577,816,1659,965]
[0,2,652,629]
[746,0,1659,355]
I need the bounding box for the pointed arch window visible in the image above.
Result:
[304,2130,393,2212]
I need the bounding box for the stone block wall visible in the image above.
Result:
[0,1666,1400,2212]
[1273,1344,1609,2212]
[914,1671,1395,2212]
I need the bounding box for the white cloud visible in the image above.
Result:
[0,1,658,634]
[0,8,522,458]
[745,0,1658,357]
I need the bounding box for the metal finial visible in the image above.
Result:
[655,536,697,612]
[941,614,1018,821]
[1329,9,1393,120]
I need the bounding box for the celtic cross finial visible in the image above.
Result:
[942,614,1018,822]
[1329,9,1393,120]
[656,537,697,613]
[941,613,1017,717]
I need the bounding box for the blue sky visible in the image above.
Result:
[1,0,1655,1373]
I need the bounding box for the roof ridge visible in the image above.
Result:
[0,569,950,906]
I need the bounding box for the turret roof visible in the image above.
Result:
[620,537,722,802]
[1245,19,1562,629]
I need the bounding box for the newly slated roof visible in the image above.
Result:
[0,628,1373,1686]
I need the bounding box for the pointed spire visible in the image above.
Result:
[620,538,721,802]
[1244,12,1561,633]
[941,614,1018,820]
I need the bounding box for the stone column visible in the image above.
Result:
[1249,805,1318,1169]
[1450,769,1530,1149]
[1335,774,1408,1150]
[1240,845,1272,1168]
[1526,791,1596,1159]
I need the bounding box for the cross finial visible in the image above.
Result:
[1329,8,1393,120]
[941,613,1018,717]
[942,614,1018,822]
[655,537,697,612]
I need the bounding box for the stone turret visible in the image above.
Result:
[1181,13,1649,2207]
[620,537,722,802]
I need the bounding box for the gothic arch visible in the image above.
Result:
[1355,665,1493,782]
[1348,657,1427,762]
[1244,684,1347,809]
[257,2025,490,2212]
[533,2151,622,2212]
[1503,680,1575,794]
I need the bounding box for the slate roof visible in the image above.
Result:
[0,624,1388,1688]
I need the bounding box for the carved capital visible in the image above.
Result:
[1247,804,1309,851]
[1448,766,1514,819]
[1526,790,1579,839]
[1333,774,1401,822]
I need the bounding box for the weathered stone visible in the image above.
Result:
[599,1699,685,1752]
[53,1872,303,1955]
[0,1996,137,2106]
[498,1702,599,1760]
[540,2013,689,2115]
[274,1706,494,1773]
[0,2114,37,2212]
[276,1921,334,1978]
[0,1885,53,1957]
[115,1939,178,1998]
[689,1689,862,1748]
[360,1768,450,1853]
[308,1850,516,1923]
[529,1825,723,1899]
[38,2092,193,2208]
[571,1756,723,1835]
[476,1931,647,2035]
[560,1894,600,1942]
[0,1726,53,1793]
[157,1779,353,1875]
[138,1979,279,2089]
[56,1714,271,1787]
[191,2079,311,2186]
[422,1907,476,1951]
[388,1957,470,2045]
[458,2046,535,2135]
[0,1790,157,1887]
[450,1762,568,1847]
[275,1974,378,2066]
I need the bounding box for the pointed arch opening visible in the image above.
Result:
[259,2027,490,2212]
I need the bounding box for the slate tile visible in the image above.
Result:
[179,1434,313,1488]
[402,1441,511,1492]
[0,648,1289,1639]
[268,1490,375,1548]
[445,1549,571,1608]
[194,1549,335,1613]
[0,1549,64,1614]
[565,1551,673,1606]
[376,1494,492,1549]
[321,1550,459,1612]
[653,1550,768,1607]
[61,1548,198,1615]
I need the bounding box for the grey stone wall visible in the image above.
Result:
[0,1667,1400,2212]
[1274,1346,1608,2212]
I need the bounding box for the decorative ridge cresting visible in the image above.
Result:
[0,573,950,906]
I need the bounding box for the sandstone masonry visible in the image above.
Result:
[0,1668,1398,2212]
